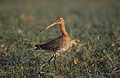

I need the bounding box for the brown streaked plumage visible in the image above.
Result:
[35,17,71,66]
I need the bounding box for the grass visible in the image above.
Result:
[0,0,120,77]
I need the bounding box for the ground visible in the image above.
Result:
[0,0,120,78]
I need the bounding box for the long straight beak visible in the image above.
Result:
[40,22,57,32]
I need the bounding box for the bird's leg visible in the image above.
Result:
[48,54,54,65]
[53,52,61,68]
[53,54,56,68]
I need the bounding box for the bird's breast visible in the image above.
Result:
[55,37,71,53]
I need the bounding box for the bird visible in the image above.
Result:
[35,17,71,66]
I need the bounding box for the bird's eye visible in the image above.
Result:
[56,19,60,22]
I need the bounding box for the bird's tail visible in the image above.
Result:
[34,44,42,50]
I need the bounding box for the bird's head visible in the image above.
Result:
[40,17,64,32]
[56,17,64,24]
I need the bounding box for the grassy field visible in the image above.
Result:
[0,0,120,78]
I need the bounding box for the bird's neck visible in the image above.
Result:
[60,23,69,37]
